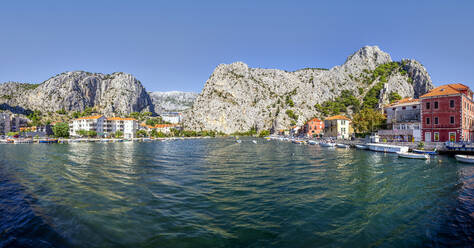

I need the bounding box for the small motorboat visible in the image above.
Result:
[252,140,257,144]
[397,152,429,160]
[355,144,368,150]
[307,140,318,145]
[39,139,59,144]
[412,149,437,155]
[455,154,474,164]
[336,143,349,148]
[236,139,242,144]
[320,142,336,147]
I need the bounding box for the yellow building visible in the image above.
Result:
[324,115,352,140]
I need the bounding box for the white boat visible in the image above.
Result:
[366,143,409,153]
[320,142,336,147]
[455,154,474,164]
[252,140,257,144]
[308,140,318,145]
[236,140,242,144]
[355,144,368,150]
[397,152,429,159]
[336,143,349,148]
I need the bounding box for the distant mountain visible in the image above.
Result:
[0,71,154,116]
[149,91,198,113]
[184,46,435,134]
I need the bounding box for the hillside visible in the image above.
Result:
[0,71,154,116]
[183,46,434,134]
[149,91,198,113]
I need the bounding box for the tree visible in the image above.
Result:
[136,129,148,138]
[52,122,69,138]
[352,108,386,134]
[77,130,88,137]
[258,130,270,137]
[87,130,97,137]
[389,92,402,103]
[114,130,123,138]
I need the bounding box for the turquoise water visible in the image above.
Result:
[0,138,472,247]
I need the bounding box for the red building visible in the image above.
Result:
[420,83,474,142]
[301,118,324,137]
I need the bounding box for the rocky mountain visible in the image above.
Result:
[0,71,154,116]
[149,91,198,113]
[184,46,435,134]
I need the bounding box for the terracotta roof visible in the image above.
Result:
[325,115,351,121]
[385,98,420,107]
[76,115,103,120]
[140,123,176,129]
[107,117,137,121]
[306,117,322,123]
[420,84,470,98]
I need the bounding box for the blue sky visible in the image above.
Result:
[0,0,473,92]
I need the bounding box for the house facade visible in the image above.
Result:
[324,115,352,139]
[420,83,474,142]
[301,118,324,138]
[160,112,182,124]
[378,98,421,142]
[0,113,28,135]
[105,117,139,139]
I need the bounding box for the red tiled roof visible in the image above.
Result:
[420,84,470,98]
[385,98,419,107]
[76,115,103,120]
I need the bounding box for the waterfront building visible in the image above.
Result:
[160,112,182,124]
[105,117,138,139]
[378,98,421,142]
[69,115,138,138]
[324,115,352,140]
[301,118,324,138]
[69,115,106,137]
[0,113,11,135]
[0,113,28,134]
[20,125,53,137]
[140,123,177,134]
[420,83,474,142]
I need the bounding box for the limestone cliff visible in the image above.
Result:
[184,46,434,133]
[0,71,154,116]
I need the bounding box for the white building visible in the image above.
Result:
[105,117,138,139]
[378,98,421,142]
[69,115,138,138]
[69,115,105,137]
[160,112,182,124]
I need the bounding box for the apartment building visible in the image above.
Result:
[378,98,421,142]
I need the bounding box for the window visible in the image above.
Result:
[413,106,417,109]
[434,132,439,141]
[426,102,430,109]
[402,106,406,110]
[392,108,395,111]
[450,116,455,124]
[434,101,438,109]
[450,100,455,108]
[426,117,430,124]
[434,117,438,124]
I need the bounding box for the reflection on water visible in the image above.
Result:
[0,139,472,247]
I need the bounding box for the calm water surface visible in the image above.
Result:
[0,139,473,247]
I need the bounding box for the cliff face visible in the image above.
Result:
[149,91,198,113]
[184,46,434,134]
[0,71,154,116]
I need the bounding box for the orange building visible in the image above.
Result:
[301,118,324,137]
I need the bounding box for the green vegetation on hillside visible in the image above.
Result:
[389,92,402,103]
[314,90,360,117]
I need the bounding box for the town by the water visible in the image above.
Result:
[1,83,474,162]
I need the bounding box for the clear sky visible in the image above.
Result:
[1,0,473,92]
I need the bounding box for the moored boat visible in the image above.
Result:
[455,154,474,164]
[39,139,59,144]
[355,144,368,150]
[336,143,349,148]
[397,152,429,159]
[412,149,437,155]
[308,140,318,145]
[320,142,336,147]
[366,143,409,153]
